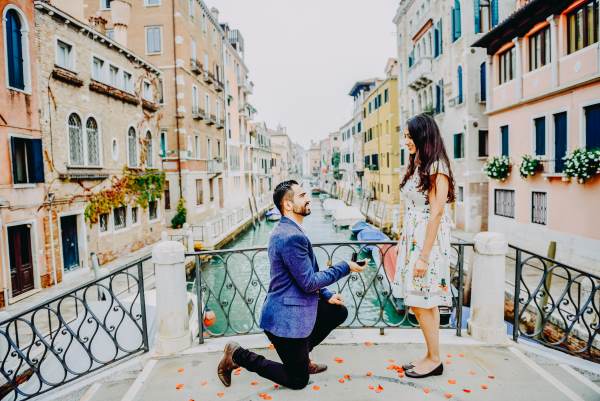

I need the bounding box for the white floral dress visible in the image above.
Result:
[392,161,453,309]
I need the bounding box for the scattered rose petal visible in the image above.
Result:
[387,359,395,363]
[200,380,208,386]
[447,354,453,358]
[251,380,259,386]
[445,360,452,365]
[177,368,185,373]
[234,368,242,376]
[364,341,374,347]
[217,392,224,398]
[268,343,275,350]
[368,385,375,390]
[448,379,457,385]
[312,385,320,391]
[488,375,495,380]
[366,371,373,377]
[273,384,280,389]
[463,388,472,393]
[458,353,465,358]
[338,378,345,383]
[175,383,184,390]
[481,384,489,390]
[375,384,384,393]
[445,393,454,399]
[334,357,344,363]
[344,374,351,380]
[398,372,405,378]
[423,387,431,394]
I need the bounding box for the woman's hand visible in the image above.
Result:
[413,258,428,278]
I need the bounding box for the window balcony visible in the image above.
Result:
[214,80,224,93]
[407,56,433,91]
[190,59,203,75]
[216,118,225,130]
[192,108,206,120]
[241,79,254,95]
[208,158,224,174]
[207,114,217,125]
[203,71,214,84]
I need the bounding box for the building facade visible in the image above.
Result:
[0,0,47,306]
[394,0,517,233]
[84,0,228,225]
[363,60,400,206]
[338,118,356,200]
[37,0,164,271]
[473,0,600,273]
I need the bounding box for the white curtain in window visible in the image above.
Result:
[128,127,138,166]
[86,117,100,166]
[69,113,83,165]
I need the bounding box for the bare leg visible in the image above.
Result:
[411,306,441,373]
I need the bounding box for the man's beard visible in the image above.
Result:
[293,203,311,217]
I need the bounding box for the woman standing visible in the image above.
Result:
[393,114,455,378]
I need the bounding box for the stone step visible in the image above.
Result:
[79,378,137,401]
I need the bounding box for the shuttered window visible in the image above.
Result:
[11,137,44,184]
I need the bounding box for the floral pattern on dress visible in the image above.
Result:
[391,160,453,309]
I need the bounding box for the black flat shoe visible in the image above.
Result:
[405,363,443,378]
[402,362,414,371]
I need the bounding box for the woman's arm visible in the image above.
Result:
[413,173,449,277]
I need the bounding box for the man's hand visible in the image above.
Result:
[348,260,367,273]
[328,293,344,305]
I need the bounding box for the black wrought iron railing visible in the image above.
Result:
[0,256,154,400]
[189,241,470,344]
[509,245,600,362]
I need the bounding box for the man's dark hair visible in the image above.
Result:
[273,180,298,214]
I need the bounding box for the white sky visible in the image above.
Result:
[210,0,398,149]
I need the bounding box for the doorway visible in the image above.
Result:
[61,215,80,271]
[7,224,35,296]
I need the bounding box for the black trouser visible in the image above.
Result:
[232,299,348,390]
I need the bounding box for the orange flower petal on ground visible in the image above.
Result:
[177,368,185,373]
[217,392,224,398]
[366,371,373,377]
[448,379,457,385]
[463,388,472,393]
[200,380,208,386]
[445,360,452,365]
[312,385,320,391]
[364,341,374,347]
[273,384,280,389]
[234,367,242,376]
[334,357,344,363]
[375,384,384,393]
[481,384,489,390]
[488,375,495,379]
[387,359,395,363]
[423,387,431,394]
[458,353,465,357]
[446,354,453,358]
[398,371,405,378]
[175,383,184,390]
[251,380,259,386]
[338,378,345,383]
[267,343,275,350]
[368,384,374,390]
[344,374,351,380]
[445,392,454,399]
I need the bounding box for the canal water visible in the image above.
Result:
[199,195,409,337]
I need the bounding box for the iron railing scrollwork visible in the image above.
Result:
[510,245,600,362]
[189,241,470,344]
[0,256,153,400]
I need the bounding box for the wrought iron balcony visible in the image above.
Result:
[407,56,433,91]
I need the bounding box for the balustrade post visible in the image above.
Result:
[467,232,509,344]
[152,240,192,355]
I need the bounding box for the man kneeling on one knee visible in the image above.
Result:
[217,180,366,390]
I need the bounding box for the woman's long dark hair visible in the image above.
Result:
[400,114,455,203]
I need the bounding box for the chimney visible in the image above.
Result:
[210,7,219,22]
[88,14,108,35]
[51,0,85,22]
[111,0,131,47]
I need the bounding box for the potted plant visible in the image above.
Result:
[564,148,600,184]
[484,155,511,181]
[519,154,543,178]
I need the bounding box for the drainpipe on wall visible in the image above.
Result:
[172,0,183,200]
[48,195,58,287]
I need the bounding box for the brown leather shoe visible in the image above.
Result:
[308,361,328,374]
[217,342,240,387]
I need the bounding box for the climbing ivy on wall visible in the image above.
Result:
[84,168,165,225]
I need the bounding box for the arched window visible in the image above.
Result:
[68,113,83,165]
[4,8,29,90]
[128,127,137,167]
[145,131,153,168]
[457,65,463,104]
[86,117,100,166]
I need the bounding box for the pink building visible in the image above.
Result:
[473,0,600,272]
[0,0,49,307]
